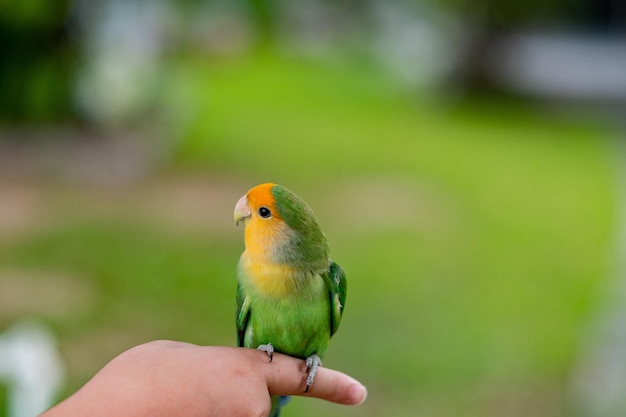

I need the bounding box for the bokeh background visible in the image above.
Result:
[1,0,626,416]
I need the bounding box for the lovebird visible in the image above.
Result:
[234,183,347,417]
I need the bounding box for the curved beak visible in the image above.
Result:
[234,194,251,226]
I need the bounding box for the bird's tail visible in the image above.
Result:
[269,395,291,417]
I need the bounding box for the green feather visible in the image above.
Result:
[235,280,250,348]
[325,262,347,336]
[271,185,329,272]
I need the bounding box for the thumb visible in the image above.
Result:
[260,351,367,406]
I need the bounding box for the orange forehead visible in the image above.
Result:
[246,183,281,219]
[246,182,275,206]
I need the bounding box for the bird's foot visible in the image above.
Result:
[257,343,274,362]
[304,354,322,392]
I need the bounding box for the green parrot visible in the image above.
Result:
[234,183,347,416]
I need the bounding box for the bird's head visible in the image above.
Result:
[234,183,329,270]
[234,182,277,227]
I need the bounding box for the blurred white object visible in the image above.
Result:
[489,31,626,102]
[371,0,458,89]
[73,0,172,125]
[0,320,65,417]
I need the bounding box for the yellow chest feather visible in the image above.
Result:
[240,253,299,297]
[240,218,300,297]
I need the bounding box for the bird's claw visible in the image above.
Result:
[304,354,322,392]
[257,343,274,362]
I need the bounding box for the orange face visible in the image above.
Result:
[235,183,304,295]
[234,183,288,262]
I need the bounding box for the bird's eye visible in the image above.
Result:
[258,206,272,219]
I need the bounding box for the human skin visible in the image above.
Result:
[40,340,367,417]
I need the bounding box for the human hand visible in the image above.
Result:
[41,340,367,417]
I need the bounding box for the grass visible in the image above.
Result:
[0,51,616,416]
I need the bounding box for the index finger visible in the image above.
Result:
[260,352,367,406]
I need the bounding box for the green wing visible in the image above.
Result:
[324,261,347,336]
[235,282,251,347]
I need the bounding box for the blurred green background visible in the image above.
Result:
[1,0,624,416]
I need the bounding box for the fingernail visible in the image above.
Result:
[348,383,367,405]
